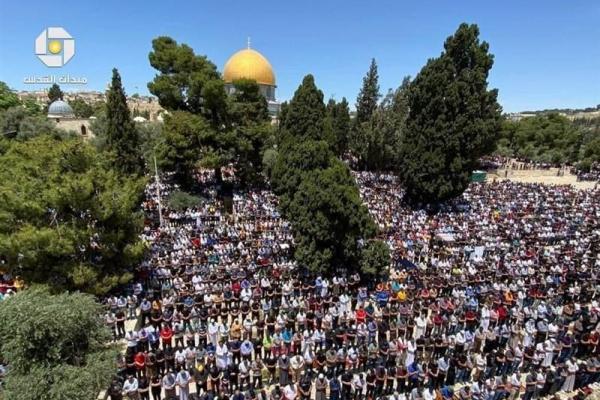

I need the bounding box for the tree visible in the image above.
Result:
[148,36,227,127]
[21,96,43,115]
[580,136,600,169]
[359,240,391,278]
[271,140,334,209]
[271,73,389,275]
[157,110,211,186]
[106,68,144,175]
[228,78,269,126]
[270,138,388,275]
[0,287,117,400]
[133,108,151,120]
[234,122,273,185]
[350,59,382,168]
[398,23,502,203]
[69,98,94,118]
[324,98,351,156]
[137,120,163,166]
[262,147,279,179]
[280,74,326,142]
[148,37,269,185]
[227,78,272,184]
[0,135,146,294]
[350,77,410,171]
[92,100,106,117]
[286,159,378,274]
[332,97,351,156]
[497,114,583,163]
[0,106,61,139]
[355,58,380,124]
[167,190,202,211]
[47,83,63,103]
[0,81,20,110]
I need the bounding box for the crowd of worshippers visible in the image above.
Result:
[102,171,600,400]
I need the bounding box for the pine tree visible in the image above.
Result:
[355,58,380,124]
[106,68,143,175]
[147,36,227,127]
[351,59,381,169]
[398,23,502,203]
[47,83,63,104]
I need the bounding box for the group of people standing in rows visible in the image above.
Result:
[102,170,600,400]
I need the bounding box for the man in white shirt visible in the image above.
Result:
[125,330,138,352]
[283,383,297,399]
[122,375,139,400]
[176,369,191,400]
[353,373,365,397]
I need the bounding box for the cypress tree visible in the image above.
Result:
[106,68,143,175]
[398,23,502,203]
[332,97,350,156]
[281,74,326,141]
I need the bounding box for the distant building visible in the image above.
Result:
[222,43,280,118]
[47,100,93,137]
[17,90,165,121]
[506,112,537,121]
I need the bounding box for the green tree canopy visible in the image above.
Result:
[398,23,501,203]
[580,136,600,170]
[350,58,384,169]
[271,139,333,208]
[360,239,391,278]
[0,106,62,140]
[0,81,20,111]
[0,135,146,294]
[226,78,272,184]
[105,68,144,175]
[157,110,214,185]
[287,160,377,274]
[0,287,117,400]
[280,74,326,141]
[355,58,380,125]
[270,138,388,275]
[167,190,203,211]
[69,98,94,118]
[228,78,269,126]
[497,114,583,164]
[350,77,410,171]
[148,36,227,126]
[324,97,351,156]
[271,73,389,276]
[234,122,273,185]
[147,37,274,187]
[47,83,63,103]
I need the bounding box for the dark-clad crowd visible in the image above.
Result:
[102,170,600,400]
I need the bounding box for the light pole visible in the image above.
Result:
[154,156,164,227]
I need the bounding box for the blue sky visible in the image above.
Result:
[0,0,598,112]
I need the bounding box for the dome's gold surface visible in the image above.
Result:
[223,48,276,86]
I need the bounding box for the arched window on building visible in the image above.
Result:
[81,125,87,136]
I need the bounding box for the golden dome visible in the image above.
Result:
[223,48,276,86]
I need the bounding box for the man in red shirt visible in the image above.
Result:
[160,324,173,349]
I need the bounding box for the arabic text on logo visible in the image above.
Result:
[35,27,75,67]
